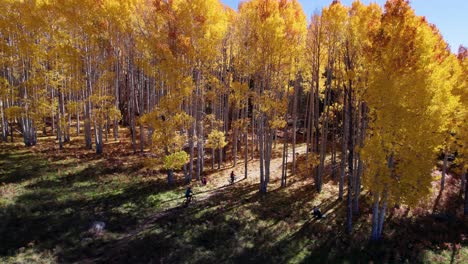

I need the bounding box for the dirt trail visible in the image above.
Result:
[205,143,308,190]
[92,143,308,262]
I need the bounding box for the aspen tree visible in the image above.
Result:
[237,0,306,193]
[305,14,323,186]
[362,0,456,240]
[318,1,347,193]
[455,46,468,215]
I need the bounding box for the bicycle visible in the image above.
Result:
[182,195,195,207]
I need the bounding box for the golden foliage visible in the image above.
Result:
[206,129,228,150]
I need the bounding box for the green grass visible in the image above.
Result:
[0,143,467,263]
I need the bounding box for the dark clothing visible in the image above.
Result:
[185,189,193,199]
[230,172,235,183]
[313,207,323,218]
[201,177,207,185]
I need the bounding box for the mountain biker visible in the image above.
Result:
[185,186,193,203]
[230,171,236,184]
[313,206,324,219]
[201,176,207,185]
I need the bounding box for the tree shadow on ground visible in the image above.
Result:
[86,175,347,263]
[87,172,468,264]
[0,175,179,260]
[26,161,142,190]
[2,144,467,263]
[0,151,51,184]
[0,147,192,262]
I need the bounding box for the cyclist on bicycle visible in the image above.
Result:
[201,176,207,185]
[185,186,193,203]
[229,171,236,184]
[312,206,325,219]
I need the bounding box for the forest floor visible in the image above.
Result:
[0,136,467,263]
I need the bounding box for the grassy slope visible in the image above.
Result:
[0,138,467,264]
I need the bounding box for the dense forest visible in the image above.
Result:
[0,0,467,261]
